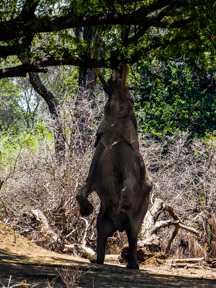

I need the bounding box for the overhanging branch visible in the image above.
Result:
[0,57,108,78]
[0,0,181,42]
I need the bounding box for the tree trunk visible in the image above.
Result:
[74,27,97,98]
[28,72,65,162]
[73,27,97,153]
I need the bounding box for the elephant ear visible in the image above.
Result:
[94,119,110,147]
[115,119,139,150]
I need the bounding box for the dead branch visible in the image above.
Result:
[63,243,95,258]
[152,219,199,237]
[31,209,59,242]
[80,217,90,246]
[139,198,200,254]
[64,217,96,258]
[169,257,205,264]
[165,226,179,254]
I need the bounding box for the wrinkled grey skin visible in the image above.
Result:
[76,75,152,269]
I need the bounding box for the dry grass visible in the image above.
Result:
[58,267,83,288]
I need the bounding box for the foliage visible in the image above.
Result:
[0,0,215,77]
[133,58,216,137]
[0,64,80,136]
[0,78,26,134]
[0,121,54,170]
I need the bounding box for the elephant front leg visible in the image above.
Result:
[126,228,139,269]
[76,184,93,216]
[76,145,103,217]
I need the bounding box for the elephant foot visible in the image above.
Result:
[76,196,93,217]
[90,254,104,264]
[76,187,93,216]
[127,261,139,269]
[79,200,93,216]
[90,253,104,264]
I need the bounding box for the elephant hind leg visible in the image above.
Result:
[91,212,116,264]
[126,228,139,269]
[76,185,93,216]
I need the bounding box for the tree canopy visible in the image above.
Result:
[0,0,216,78]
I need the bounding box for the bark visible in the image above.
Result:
[28,72,65,161]
[78,67,97,100]
[75,27,97,101]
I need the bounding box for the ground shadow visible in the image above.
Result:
[0,249,215,288]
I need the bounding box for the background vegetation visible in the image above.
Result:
[1,0,216,263]
[1,60,216,260]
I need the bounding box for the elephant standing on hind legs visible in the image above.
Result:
[76,67,152,269]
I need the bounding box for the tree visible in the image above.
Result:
[1,0,215,160]
[28,72,65,160]
[0,0,215,78]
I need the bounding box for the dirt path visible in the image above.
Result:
[0,221,216,287]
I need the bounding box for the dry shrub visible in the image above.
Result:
[187,235,208,258]
[0,90,103,254]
[140,132,216,258]
[1,90,216,259]
[210,241,216,258]
[208,215,216,258]
[58,267,82,288]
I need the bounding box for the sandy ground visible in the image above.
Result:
[0,221,216,287]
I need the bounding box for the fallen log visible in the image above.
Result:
[169,257,205,264]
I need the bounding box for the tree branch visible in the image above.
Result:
[0,0,182,42]
[0,64,48,78]
[165,226,179,254]
[0,57,107,78]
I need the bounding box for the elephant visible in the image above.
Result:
[76,67,152,269]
